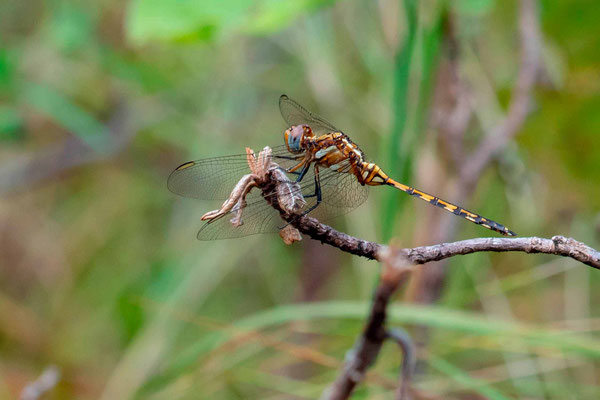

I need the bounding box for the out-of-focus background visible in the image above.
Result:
[1,0,599,398]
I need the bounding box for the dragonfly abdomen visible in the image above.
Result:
[353,164,517,236]
[384,176,516,236]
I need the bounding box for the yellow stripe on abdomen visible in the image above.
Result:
[385,177,516,236]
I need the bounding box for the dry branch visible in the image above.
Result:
[321,278,398,400]
[398,236,600,269]
[275,200,600,269]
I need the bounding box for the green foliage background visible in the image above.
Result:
[0,0,599,398]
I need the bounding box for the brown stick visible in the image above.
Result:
[322,254,413,400]
[321,280,398,399]
[320,251,417,400]
[285,214,382,260]
[401,236,600,269]
[259,170,600,397]
[386,329,416,400]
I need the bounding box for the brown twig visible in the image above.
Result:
[321,252,413,400]
[272,192,600,269]
[239,154,600,270]
[401,236,600,269]
[282,214,383,260]
[386,328,416,400]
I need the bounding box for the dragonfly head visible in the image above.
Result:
[284,124,314,153]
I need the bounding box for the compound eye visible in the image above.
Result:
[285,125,304,152]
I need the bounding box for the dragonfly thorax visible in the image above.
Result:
[284,124,314,153]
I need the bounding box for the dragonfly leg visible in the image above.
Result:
[295,162,311,183]
[287,158,307,173]
[301,165,322,215]
[274,155,304,161]
[278,166,300,176]
[275,158,308,181]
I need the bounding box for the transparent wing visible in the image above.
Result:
[279,94,341,135]
[167,145,303,200]
[196,160,369,240]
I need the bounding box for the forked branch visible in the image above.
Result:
[259,161,600,400]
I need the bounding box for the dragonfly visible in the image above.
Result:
[168,95,516,240]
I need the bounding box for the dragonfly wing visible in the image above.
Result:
[290,161,369,221]
[321,167,369,209]
[168,154,253,200]
[196,162,368,240]
[279,95,341,135]
[167,146,301,200]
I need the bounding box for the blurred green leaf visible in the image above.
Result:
[455,0,496,17]
[117,291,146,343]
[381,1,443,240]
[99,46,171,91]
[127,0,340,43]
[0,47,16,93]
[127,0,253,43]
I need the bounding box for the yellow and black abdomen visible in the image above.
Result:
[357,161,516,236]
[385,176,516,236]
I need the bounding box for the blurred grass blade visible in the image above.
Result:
[21,83,109,152]
[0,47,17,92]
[428,355,512,400]
[381,1,443,241]
[137,301,600,397]
[0,106,23,141]
[381,0,416,241]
